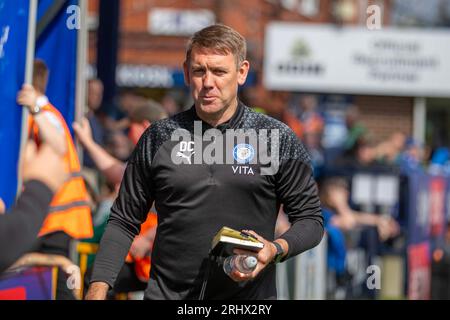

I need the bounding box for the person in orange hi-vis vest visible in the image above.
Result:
[16,59,93,300]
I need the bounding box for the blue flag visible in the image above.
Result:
[0,0,79,209]
[0,0,29,208]
[36,0,78,135]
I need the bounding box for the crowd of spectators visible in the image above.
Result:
[277,93,450,299]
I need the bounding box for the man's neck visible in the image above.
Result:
[195,99,238,127]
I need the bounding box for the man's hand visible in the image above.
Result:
[0,198,5,215]
[73,117,94,147]
[17,84,38,110]
[377,215,400,241]
[22,141,68,192]
[129,235,152,259]
[227,230,288,282]
[129,226,156,258]
[85,282,109,300]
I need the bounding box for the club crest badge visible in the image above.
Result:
[233,144,255,164]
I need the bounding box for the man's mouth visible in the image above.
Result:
[201,96,217,102]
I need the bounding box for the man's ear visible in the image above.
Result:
[142,120,151,130]
[183,61,190,86]
[237,60,250,86]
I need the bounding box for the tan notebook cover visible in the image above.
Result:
[210,226,264,256]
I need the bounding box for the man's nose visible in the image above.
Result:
[202,71,214,89]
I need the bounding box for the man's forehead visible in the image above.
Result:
[189,46,235,62]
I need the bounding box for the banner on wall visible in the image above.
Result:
[429,176,446,236]
[408,173,447,244]
[408,173,431,244]
[0,267,56,300]
[408,242,431,300]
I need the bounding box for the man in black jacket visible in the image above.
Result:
[87,24,323,300]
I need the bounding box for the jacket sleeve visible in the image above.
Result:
[0,180,54,273]
[90,130,154,287]
[275,130,324,260]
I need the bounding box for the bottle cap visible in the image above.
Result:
[244,256,258,269]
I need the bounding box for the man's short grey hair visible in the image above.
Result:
[185,24,247,68]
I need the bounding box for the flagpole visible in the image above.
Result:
[75,0,88,161]
[17,0,38,197]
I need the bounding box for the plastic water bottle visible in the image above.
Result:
[223,255,258,275]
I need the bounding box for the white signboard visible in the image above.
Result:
[264,23,450,97]
[294,235,327,300]
[116,64,174,88]
[148,9,215,36]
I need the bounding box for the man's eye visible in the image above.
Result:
[214,70,226,75]
[193,69,204,75]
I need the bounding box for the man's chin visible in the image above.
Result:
[197,102,223,114]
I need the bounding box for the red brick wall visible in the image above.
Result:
[354,95,413,143]
[87,0,99,64]
[88,0,335,66]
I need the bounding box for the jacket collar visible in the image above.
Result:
[189,100,245,132]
